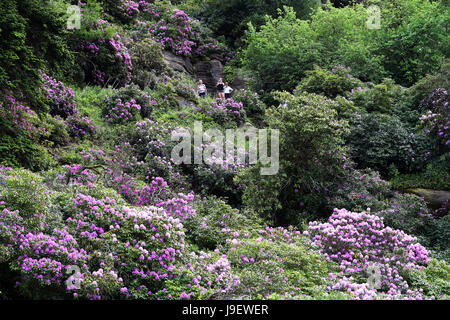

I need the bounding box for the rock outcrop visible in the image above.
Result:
[407,188,450,216]
[162,51,194,75]
[194,59,224,92]
[231,69,252,91]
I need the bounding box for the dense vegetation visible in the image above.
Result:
[0,0,449,300]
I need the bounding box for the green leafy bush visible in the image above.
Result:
[391,155,450,191]
[374,0,449,86]
[349,78,404,114]
[408,60,450,108]
[236,92,350,223]
[102,85,153,124]
[0,0,75,110]
[232,89,266,117]
[128,38,171,89]
[185,196,262,250]
[347,112,430,175]
[223,226,341,299]
[0,167,48,229]
[403,259,450,299]
[295,65,363,99]
[329,169,392,214]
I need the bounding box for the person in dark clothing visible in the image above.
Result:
[216,78,225,99]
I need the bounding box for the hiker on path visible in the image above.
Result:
[216,78,225,99]
[198,80,207,98]
[224,83,234,99]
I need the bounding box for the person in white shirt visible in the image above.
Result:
[198,80,207,98]
[224,83,234,99]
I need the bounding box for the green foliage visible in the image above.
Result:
[41,114,70,147]
[224,227,340,299]
[0,167,48,229]
[0,0,75,110]
[242,1,449,95]
[347,112,430,176]
[377,193,450,262]
[74,86,115,125]
[295,65,363,99]
[242,7,320,95]
[185,196,262,250]
[102,85,153,124]
[403,258,450,299]
[128,38,171,89]
[390,156,450,191]
[374,0,449,86]
[0,134,54,171]
[195,0,319,48]
[232,89,266,117]
[350,79,399,113]
[408,61,450,108]
[329,168,392,214]
[309,3,384,82]
[236,92,350,223]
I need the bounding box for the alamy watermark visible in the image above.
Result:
[67,5,81,30]
[366,263,382,289]
[66,265,82,290]
[366,1,381,30]
[171,121,280,175]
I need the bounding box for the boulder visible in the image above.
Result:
[194,60,224,92]
[162,51,193,75]
[231,69,252,91]
[407,188,450,216]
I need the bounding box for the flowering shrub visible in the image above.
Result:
[196,98,246,125]
[0,95,43,137]
[125,119,185,187]
[76,16,133,86]
[401,258,450,299]
[419,88,449,154]
[117,0,140,22]
[233,89,266,117]
[0,96,53,169]
[41,73,78,118]
[65,114,97,139]
[185,197,262,250]
[159,251,241,300]
[103,98,142,124]
[0,186,191,299]
[377,193,450,262]
[102,86,152,124]
[191,142,247,205]
[132,6,230,59]
[223,226,341,299]
[305,208,431,299]
[329,169,392,213]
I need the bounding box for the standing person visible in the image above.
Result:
[224,83,234,99]
[216,78,225,100]
[198,79,207,98]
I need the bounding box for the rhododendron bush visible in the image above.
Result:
[1,0,449,303]
[305,208,432,299]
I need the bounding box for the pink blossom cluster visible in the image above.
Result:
[103,97,142,124]
[0,95,42,136]
[41,72,78,118]
[196,98,246,125]
[305,208,431,299]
